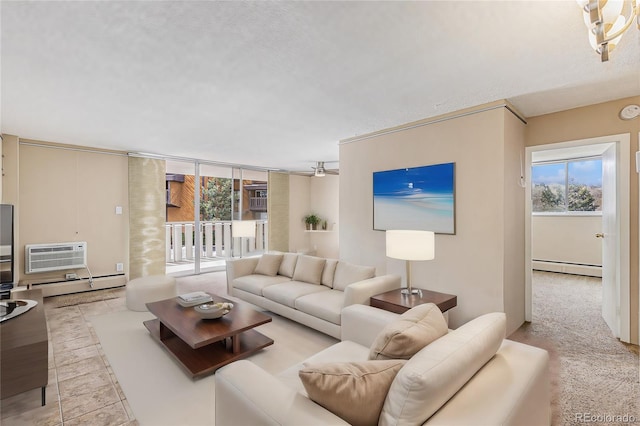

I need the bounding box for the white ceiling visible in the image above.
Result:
[2,1,639,172]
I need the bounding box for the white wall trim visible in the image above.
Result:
[525,133,631,343]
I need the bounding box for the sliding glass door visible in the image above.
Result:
[165,160,269,276]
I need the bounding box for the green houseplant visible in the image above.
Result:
[303,214,321,230]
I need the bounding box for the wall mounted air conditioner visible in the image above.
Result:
[25,242,87,274]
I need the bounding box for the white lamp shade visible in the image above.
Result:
[232,220,256,238]
[386,230,435,261]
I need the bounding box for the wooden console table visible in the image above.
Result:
[0,289,48,405]
[370,288,457,315]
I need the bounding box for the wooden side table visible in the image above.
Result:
[370,288,457,315]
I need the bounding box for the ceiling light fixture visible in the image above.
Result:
[577,0,639,62]
[314,161,326,177]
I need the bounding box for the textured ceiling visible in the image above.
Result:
[2,1,639,172]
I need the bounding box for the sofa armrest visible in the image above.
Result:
[341,304,399,345]
[342,274,401,307]
[225,257,260,294]
[215,360,349,426]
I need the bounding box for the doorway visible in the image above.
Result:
[525,133,631,343]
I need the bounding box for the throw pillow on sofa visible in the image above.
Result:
[321,259,338,288]
[278,253,299,278]
[379,312,506,426]
[369,303,448,360]
[332,261,375,291]
[253,253,284,276]
[292,255,326,285]
[299,360,406,426]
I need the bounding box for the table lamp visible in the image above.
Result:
[232,220,256,258]
[386,230,435,295]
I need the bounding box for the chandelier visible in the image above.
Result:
[577,0,639,61]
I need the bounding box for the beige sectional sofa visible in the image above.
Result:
[215,304,550,426]
[226,253,401,339]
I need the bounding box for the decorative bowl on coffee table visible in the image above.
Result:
[195,302,233,319]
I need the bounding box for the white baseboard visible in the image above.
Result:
[23,275,126,297]
[532,260,601,277]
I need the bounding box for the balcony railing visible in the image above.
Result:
[166,220,268,263]
[249,197,267,211]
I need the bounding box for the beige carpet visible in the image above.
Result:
[50,287,124,307]
[509,271,639,425]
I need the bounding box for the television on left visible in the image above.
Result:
[0,204,14,299]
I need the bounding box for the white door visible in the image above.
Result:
[601,144,619,337]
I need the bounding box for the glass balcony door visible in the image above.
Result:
[165,160,268,276]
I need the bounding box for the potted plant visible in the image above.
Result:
[303,214,321,230]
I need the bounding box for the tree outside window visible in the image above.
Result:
[200,177,232,221]
[532,158,602,213]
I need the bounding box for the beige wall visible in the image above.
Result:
[287,174,340,258]
[532,215,602,273]
[10,140,128,295]
[289,174,311,253]
[339,104,525,334]
[526,95,640,344]
[502,110,527,335]
[309,174,339,258]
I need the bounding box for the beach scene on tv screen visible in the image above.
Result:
[373,162,455,234]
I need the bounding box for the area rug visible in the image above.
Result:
[51,287,125,307]
[91,309,337,425]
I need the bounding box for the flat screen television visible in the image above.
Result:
[0,204,14,287]
[373,162,455,234]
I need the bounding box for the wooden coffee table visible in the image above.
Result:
[144,293,273,378]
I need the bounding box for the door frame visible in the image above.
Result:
[524,133,631,343]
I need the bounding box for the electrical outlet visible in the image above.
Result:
[116,263,124,272]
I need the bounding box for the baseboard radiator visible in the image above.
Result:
[25,242,87,274]
[532,259,602,278]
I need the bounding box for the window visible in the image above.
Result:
[531,158,602,213]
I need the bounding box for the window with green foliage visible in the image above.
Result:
[531,158,602,213]
[200,177,232,221]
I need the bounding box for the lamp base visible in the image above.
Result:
[401,288,422,296]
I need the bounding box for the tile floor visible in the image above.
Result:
[0,287,136,426]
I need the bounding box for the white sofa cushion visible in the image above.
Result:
[369,303,448,360]
[379,312,506,426]
[253,253,284,276]
[321,259,338,288]
[299,360,406,426]
[295,289,345,325]
[278,253,299,278]
[292,255,326,285]
[263,281,330,308]
[232,274,291,296]
[333,261,376,291]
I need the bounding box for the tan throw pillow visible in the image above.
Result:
[299,360,406,426]
[369,303,448,360]
[253,254,284,276]
[278,253,299,278]
[292,255,326,285]
[332,261,375,291]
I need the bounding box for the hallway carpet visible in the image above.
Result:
[509,271,639,425]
